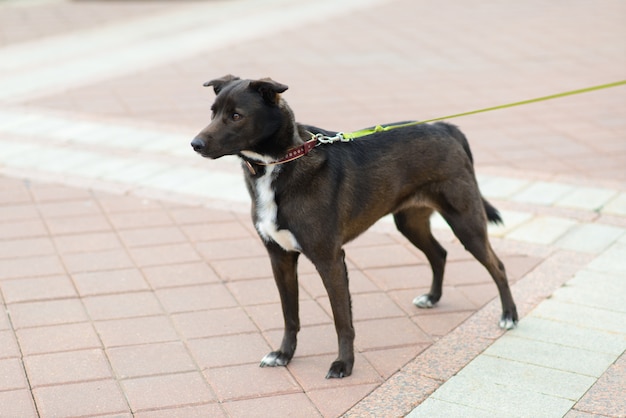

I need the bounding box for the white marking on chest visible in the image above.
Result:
[254,166,301,252]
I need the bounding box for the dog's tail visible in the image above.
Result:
[440,122,503,226]
[483,198,503,225]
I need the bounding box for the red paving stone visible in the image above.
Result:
[0,0,624,416]
[0,172,609,416]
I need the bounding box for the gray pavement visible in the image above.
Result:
[0,0,625,416]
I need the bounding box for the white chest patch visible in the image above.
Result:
[254,166,301,252]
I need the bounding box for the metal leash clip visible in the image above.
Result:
[315,132,351,144]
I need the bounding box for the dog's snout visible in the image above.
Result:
[191,137,205,152]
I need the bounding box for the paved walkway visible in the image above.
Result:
[0,0,624,417]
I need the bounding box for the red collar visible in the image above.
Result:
[242,135,319,175]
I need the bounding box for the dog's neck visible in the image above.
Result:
[239,128,307,176]
[239,99,310,176]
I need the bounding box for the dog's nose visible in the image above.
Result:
[191,137,205,152]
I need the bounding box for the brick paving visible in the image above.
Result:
[0,0,625,417]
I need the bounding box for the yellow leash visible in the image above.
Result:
[340,80,626,141]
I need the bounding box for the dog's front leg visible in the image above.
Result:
[315,249,355,378]
[260,243,300,368]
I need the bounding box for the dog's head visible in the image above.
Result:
[191,75,289,159]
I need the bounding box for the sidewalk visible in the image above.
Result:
[0,0,624,417]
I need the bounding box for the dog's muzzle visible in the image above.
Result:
[191,137,206,153]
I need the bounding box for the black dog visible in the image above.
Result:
[191,75,517,378]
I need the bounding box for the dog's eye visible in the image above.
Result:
[232,113,241,121]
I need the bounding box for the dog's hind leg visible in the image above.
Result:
[393,208,448,309]
[260,243,301,368]
[441,208,518,329]
[312,249,355,378]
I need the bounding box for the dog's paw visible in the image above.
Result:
[325,360,352,379]
[260,351,291,367]
[413,294,434,309]
[499,313,518,330]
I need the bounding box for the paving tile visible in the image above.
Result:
[172,307,258,339]
[0,218,47,240]
[169,206,236,225]
[83,291,164,320]
[0,236,55,259]
[245,299,332,332]
[0,255,65,280]
[555,186,618,211]
[403,332,494,382]
[429,374,574,418]
[72,268,149,296]
[62,248,135,273]
[511,180,575,205]
[28,184,93,202]
[390,286,477,317]
[156,283,237,313]
[412,311,474,337]
[210,256,273,281]
[107,341,196,379]
[506,216,577,245]
[354,317,432,351]
[554,223,624,253]
[181,221,253,242]
[206,363,301,401]
[37,199,101,218]
[195,237,267,261]
[223,392,322,418]
[95,315,179,348]
[346,243,424,269]
[307,383,380,418]
[9,299,87,329]
[531,298,626,334]
[484,334,616,378]
[142,261,219,288]
[134,403,227,418]
[320,292,405,322]
[226,277,282,305]
[586,242,626,276]
[0,330,21,359]
[0,275,76,303]
[16,323,102,355]
[33,380,129,417]
[487,209,534,237]
[187,334,271,369]
[552,281,626,313]
[24,349,113,387]
[456,282,499,307]
[361,344,429,379]
[121,372,216,412]
[602,192,626,216]
[407,397,496,418]
[128,242,202,267]
[287,353,382,391]
[573,353,626,417]
[0,358,28,391]
[0,389,38,418]
[107,210,173,229]
[53,231,121,254]
[95,194,163,213]
[509,316,626,356]
[459,354,595,401]
[364,265,432,291]
[45,214,111,235]
[118,225,187,248]
[264,324,339,358]
[437,259,496,285]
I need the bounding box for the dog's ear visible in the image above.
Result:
[249,78,288,105]
[203,75,240,94]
